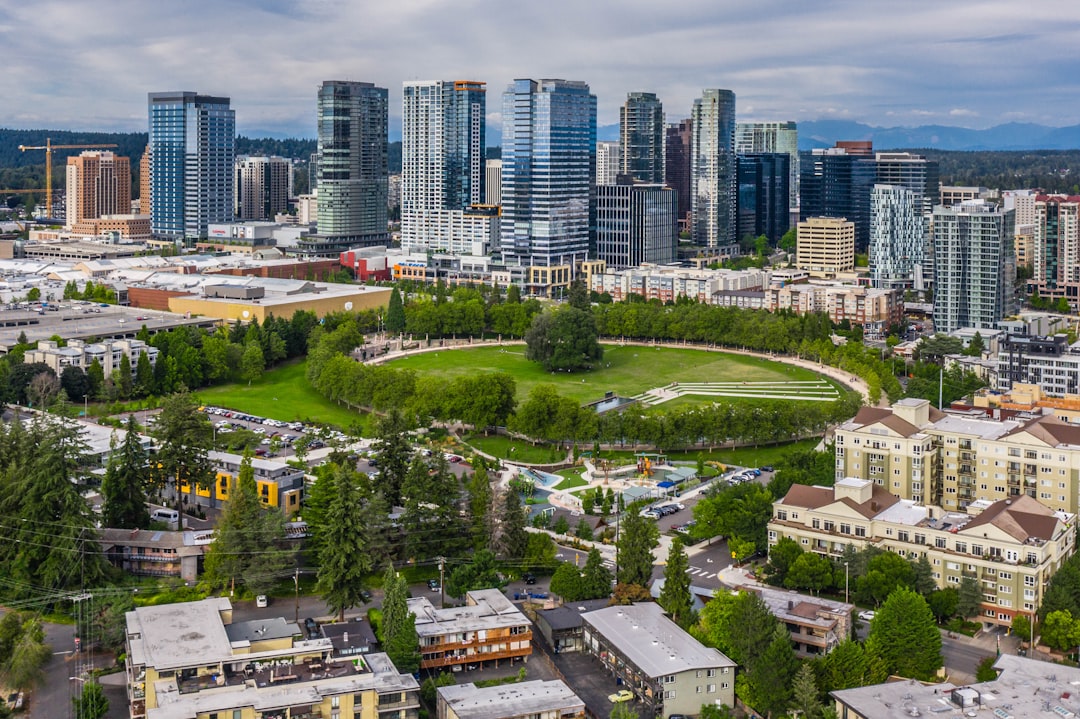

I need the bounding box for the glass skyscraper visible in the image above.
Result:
[620,92,664,184]
[736,152,790,244]
[310,81,389,252]
[735,121,799,209]
[690,89,737,251]
[870,184,925,290]
[500,79,596,269]
[148,91,235,242]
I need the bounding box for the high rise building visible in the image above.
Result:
[1004,189,1038,227]
[138,146,151,215]
[485,159,502,206]
[234,155,292,221]
[874,152,939,216]
[309,81,389,253]
[735,153,790,244]
[500,79,596,270]
[148,91,235,241]
[620,92,664,184]
[665,119,692,233]
[735,121,799,209]
[870,184,925,290]
[596,141,621,186]
[400,80,494,255]
[796,217,855,278]
[596,179,677,269]
[1028,195,1080,310]
[690,89,737,251]
[800,143,876,250]
[933,200,1016,332]
[65,151,132,229]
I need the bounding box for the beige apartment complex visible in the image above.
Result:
[835,398,1080,516]
[66,151,132,228]
[769,478,1075,628]
[408,589,532,671]
[795,217,855,278]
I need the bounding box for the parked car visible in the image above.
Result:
[608,689,634,703]
[427,579,441,591]
[256,595,268,608]
[304,617,318,638]
[760,465,774,472]
[522,572,537,585]
[858,610,875,622]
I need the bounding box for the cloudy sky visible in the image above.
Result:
[3,0,1080,138]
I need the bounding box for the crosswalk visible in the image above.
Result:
[687,566,713,577]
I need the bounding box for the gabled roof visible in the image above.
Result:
[1002,414,1080,447]
[779,482,901,519]
[961,495,1064,543]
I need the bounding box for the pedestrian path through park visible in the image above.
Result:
[632,379,840,406]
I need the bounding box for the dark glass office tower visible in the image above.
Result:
[620,92,664,184]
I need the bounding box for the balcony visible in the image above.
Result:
[422,631,531,653]
[420,646,531,669]
[378,693,420,712]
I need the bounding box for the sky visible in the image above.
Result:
[3,0,1080,138]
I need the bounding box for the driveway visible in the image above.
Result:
[547,647,647,717]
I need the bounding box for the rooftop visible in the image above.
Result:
[749,587,854,631]
[535,599,614,632]
[126,597,235,671]
[225,617,302,644]
[581,603,735,679]
[437,680,584,719]
[408,588,529,637]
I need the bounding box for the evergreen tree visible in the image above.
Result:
[86,358,105,400]
[372,408,412,505]
[660,536,693,626]
[743,623,798,718]
[912,554,936,595]
[72,681,109,719]
[496,487,528,559]
[116,354,133,399]
[581,547,613,598]
[314,465,374,621]
[381,567,420,673]
[865,586,943,681]
[386,287,406,334]
[550,562,585,601]
[957,576,982,619]
[152,392,214,516]
[134,351,154,397]
[790,662,823,719]
[617,510,659,587]
[446,549,502,597]
[100,416,150,529]
[467,463,493,551]
[552,514,570,536]
[401,455,466,560]
[575,517,594,541]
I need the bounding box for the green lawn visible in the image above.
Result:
[388,344,825,403]
[593,438,823,468]
[195,360,368,431]
[553,469,589,490]
[465,434,567,463]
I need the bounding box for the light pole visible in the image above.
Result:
[83,393,88,417]
[844,561,850,604]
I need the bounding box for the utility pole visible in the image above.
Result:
[294,566,300,623]
[939,365,944,410]
[844,562,850,604]
[438,556,446,609]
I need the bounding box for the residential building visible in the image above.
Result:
[125,597,419,719]
[401,80,494,255]
[800,144,876,250]
[796,217,855,278]
[620,92,664,184]
[98,527,212,581]
[832,654,1080,718]
[436,680,585,719]
[933,200,1016,332]
[735,121,799,208]
[500,79,596,271]
[65,151,132,229]
[484,159,502,206]
[869,184,926,290]
[736,152,790,244]
[1003,189,1038,227]
[769,477,1075,628]
[409,588,532,670]
[595,179,677,269]
[589,265,766,303]
[690,89,737,251]
[138,146,151,215]
[532,599,611,654]
[972,383,1080,425]
[596,141,622,186]
[1027,195,1080,310]
[320,618,377,659]
[296,191,317,225]
[740,586,853,657]
[180,450,306,517]
[665,119,693,233]
[303,80,389,256]
[834,397,1080,516]
[997,333,1080,396]
[766,283,902,339]
[581,602,737,717]
[234,155,292,221]
[25,337,157,377]
[874,152,939,216]
[147,91,235,242]
[941,185,991,206]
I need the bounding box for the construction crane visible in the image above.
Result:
[18,138,118,220]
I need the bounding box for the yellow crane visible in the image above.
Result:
[18,138,119,219]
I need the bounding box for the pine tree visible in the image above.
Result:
[617,511,659,587]
[381,567,419,672]
[467,463,493,551]
[152,392,214,516]
[496,487,528,559]
[791,663,823,719]
[865,586,943,681]
[134,351,154,397]
[372,409,412,505]
[957,576,982,619]
[100,416,150,529]
[743,623,798,718]
[386,287,406,334]
[581,547,613,599]
[660,536,693,626]
[315,466,374,621]
[86,358,105,400]
[912,554,936,595]
[117,354,133,399]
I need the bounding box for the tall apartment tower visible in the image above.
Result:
[735,121,798,209]
[401,80,494,255]
[313,81,389,250]
[234,156,292,221]
[500,79,596,269]
[1028,195,1080,310]
[138,147,151,215]
[620,92,664,184]
[65,151,132,229]
[800,143,876,251]
[148,91,236,241]
[485,160,502,206]
[735,153,790,244]
[596,141,621,186]
[932,200,1016,332]
[596,179,677,269]
[870,184,925,290]
[690,89,737,251]
[874,152,939,216]
[665,119,692,232]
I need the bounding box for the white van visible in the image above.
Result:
[151,508,180,527]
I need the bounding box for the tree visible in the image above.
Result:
[116,353,133,399]
[790,662,823,719]
[386,287,406,334]
[372,409,412,505]
[26,287,40,302]
[550,562,585,601]
[240,341,265,385]
[524,532,557,570]
[611,582,652,605]
[467,463,493,551]
[134,350,155,396]
[957,576,983,619]
[524,306,603,372]
[100,416,150,529]
[552,514,570,536]
[496,488,528,559]
[381,567,420,673]
[153,392,214,516]
[73,681,108,719]
[26,370,61,409]
[617,510,659,587]
[785,552,834,594]
[692,482,773,553]
[1010,612,1032,643]
[203,453,293,594]
[927,588,959,623]
[0,615,49,692]
[975,656,999,682]
[912,554,936,596]
[742,623,798,718]
[60,366,91,406]
[1041,610,1080,652]
[581,547,613,599]
[816,639,887,693]
[609,701,638,719]
[314,466,375,621]
[575,517,594,541]
[865,587,942,681]
[660,537,693,626]
[764,536,803,586]
[446,549,503,597]
[567,278,590,311]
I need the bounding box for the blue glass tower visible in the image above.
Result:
[148,91,235,242]
[500,79,596,269]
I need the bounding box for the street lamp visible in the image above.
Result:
[844,561,850,604]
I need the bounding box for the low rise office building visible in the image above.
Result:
[175,450,306,517]
[408,588,532,671]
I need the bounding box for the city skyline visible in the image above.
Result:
[2,1,1078,137]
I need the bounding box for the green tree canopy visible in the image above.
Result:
[660,537,693,626]
[617,510,659,587]
[524,306,603,372]
[865,587,943,681]
[100,415,150,529]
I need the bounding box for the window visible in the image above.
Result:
[955,542,967,553]
[696,686,702,693]
[824,521,835,532]
[663,675,675,684]
[332,697,340,708]
[936,537,947,548]
[776,510,787,521]
[971,545,982,557]
[840,523,851,534]
[707,684,717,693]
[855,526,866,538]
[665,690,676,699]
[914,534,925,545]
[897,531,909,543]
[1024,575,1036,587]
[812,519,820,529]
[707,669,716,677]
